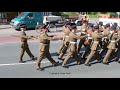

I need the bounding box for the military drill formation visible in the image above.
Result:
[19,17,120,71]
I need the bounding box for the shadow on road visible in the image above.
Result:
[43,62,63,69]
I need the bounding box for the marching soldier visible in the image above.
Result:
[57,22,71,60]
[84,25,103,66]
[77,20,88,53]
[36,25,59,71]
[81,24,94,60]
[58,23,75,60]
[19,25,37,63]
[116,29,120,63]
[62,25,87,68]
[99,23,111,58]
[102,25,119,65]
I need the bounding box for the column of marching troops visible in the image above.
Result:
[19,20,120,71]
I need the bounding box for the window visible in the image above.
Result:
[17,12,25,18]
[35,13,41,18]
[27,13,33,19]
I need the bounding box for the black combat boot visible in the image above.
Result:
[52,61,59,67]
[84,63,91,66]
[58,57,64,61]
[36,66,44,71]
[62,63,69,68]
[31,57,37,60]
[102,62,109,65]
[19,60,25,63]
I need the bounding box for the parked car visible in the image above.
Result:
[10,12,43,30]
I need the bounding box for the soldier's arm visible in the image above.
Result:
[75,34,87,39]
[98,33,104,39]
[21,34,30,39]
[42,34,52,40]
[115,33,120,42]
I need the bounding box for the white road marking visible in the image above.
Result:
[0,61,50,67]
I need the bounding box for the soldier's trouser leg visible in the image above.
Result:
[103,49,113,63]
[81,45,90,59]
[26,46,34,58]
[77,40,83,53]
[37,51,45,67]
[46,51,56,64]
[85,50,96,64]
[63,51,73,65]
[95,51,100,61]
[99,48,107,57]
[57,41,65,54]
[111,50,117,59]
[58,45,68,59]
[99,40,103,48]
[73,51,81,63]
[20,48,25,61]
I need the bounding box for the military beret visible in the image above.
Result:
[94,25,99,29]
[64,21,71,26]
[40,24,47,29]
[99,22,103,25]
[88,23,94,27]
[111,25,116,30]
[71,25,77,29]
[82,20,87,23]
[105,23,110,27]
[113,23,117,27]
[71,23,76,26]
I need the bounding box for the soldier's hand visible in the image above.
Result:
[28,36,32,39]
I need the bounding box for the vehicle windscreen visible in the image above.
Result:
[17,12,26,18]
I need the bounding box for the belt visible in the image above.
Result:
[65,36,69,38]
[102,32,104,34]
[70,41,77,44]
[88,37,92,39]
[81,32,86,34]
[93,41,99,43]
[111,40,116,42]
[104,37,107,38]
[87,34,90,37]
[82,29,85,31]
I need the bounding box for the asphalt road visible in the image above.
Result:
[0,18,120,78]
[0,38,120,78]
